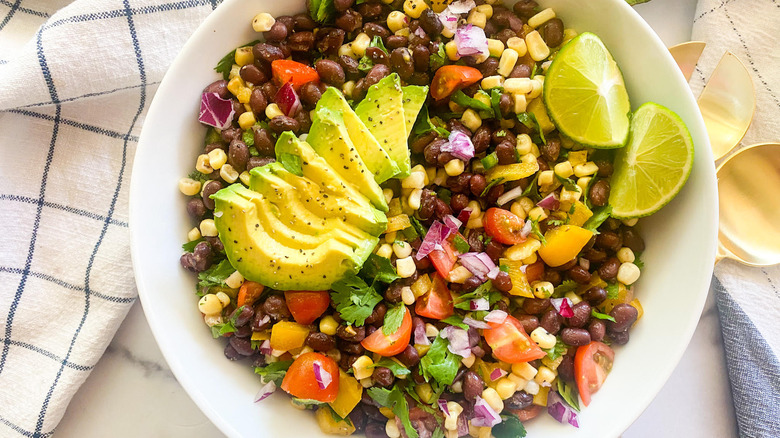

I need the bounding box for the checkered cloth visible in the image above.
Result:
[691,0,780,436]
[0,0,220,436]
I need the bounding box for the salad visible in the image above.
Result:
[178,0,692,436]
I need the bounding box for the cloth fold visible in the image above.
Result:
[692,0,780,436]
[0,0,220,435]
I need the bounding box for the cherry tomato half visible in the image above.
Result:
[484,208,527,245]
[281,352,340,402]
[574,341,615,407]
[484,315,546,363]
[237,281,265,308]
[428,237,458,279]
[361,306,412,357]
[415,273,454,320]
[284,290,330,325]
[271,59,320,90]
[430,65,483,100]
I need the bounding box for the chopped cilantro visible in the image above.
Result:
[437,187,452,204]
[553,280,578,297]
[242,130,255,146]
[605,282,620,300]
[582,205,613,233]
[330,273,383,326]
[557,379,581,412]
[420,335,462,386]
[277,151,303,176]
[499,264,510,273]
[412,105,450,138]
[516,112,546,144]
[204,127,222,145]
[492,415,527,438]
[591,309,616,322]
[521,177,540,202]
[451,90,493,112]
[481,152,499,170]
[529,219,547,245]
[369,358,411,377]
[544,337,567,361]
[453,235,470,254]
[441,315,469,330]
[254,360,293,385]
[210,320,236,338]
[368,385,419,438]
[358,36,388,72]
[634,254,644,270]
[187,170,209,184]
[383,303,406,335]
[214,40,260,79]
[360,253,400,285]
[182,238,204,252]
[291,398,326,409]
[429,42,447,71]
[432,428,446,438]
[197,259,235,291]
[490,88,503,119]
[555,173,580,192]
[410,216,428,239]
[454,282,501,310]
[308,0,336,23]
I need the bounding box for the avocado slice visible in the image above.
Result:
[307,107,388,211]
[213,183,378,291]
[402,85,429,136]
[355,74,411,178]
[250,162,387,236]
[315,88,399,183]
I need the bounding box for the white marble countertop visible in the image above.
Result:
[55,0,738,436]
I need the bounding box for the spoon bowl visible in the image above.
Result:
[717,143,780,265]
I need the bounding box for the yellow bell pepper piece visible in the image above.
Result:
[329,371,363,419]
[630,298,644,325]
[500,258,534,298]
[315,406,356,435]
[251,330,271,342]
[567,201,593,227]
[269,321,310,352]
[527,98,555,133]
[486,160,540,182]
[599,283,634,314]
[537,225,593,267]
[385,214,411,233]
[387,198,402,217]
[411,273,432,298]
[533,386,550,406]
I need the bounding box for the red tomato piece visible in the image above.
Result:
[574,341,615,407]
[361,306,412,357]
[428,238,458,279]
[525,261,545,284]
[280,352,340,402]
[484,208,527,245]
[284,290,330,325]
[430,65,484,100]
[484,315,546,363]
[271,59,320,90]
[237,281,264,308]
[415,273,454,320]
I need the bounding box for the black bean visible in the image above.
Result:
[541,309,562,335]
[288,31,315,52]
[386,35,409,50]
[390,47,414,80]
[505,391,533,410]
[588,319,606,342]
[299,81,322,108]
[223,343,242,361]
[561,328,591,346]
[419,8,443,36]
[252,43,284,63]
[180,241,213,272]
[203,79,229,99]
[306,332,336,351]
[568,265,592,285]
[364,22,390,40]
[582,286,607,306]
[509,63,532,78]
[418,189,437,220]
[316,28,345,55]
[228,139,249,172]
[384,282,403,303]
[230,305,255,327]
[246,156,275,171]
[512,0,538,19]
[557,355,575,382]
[204,236,224,253]
[364,422,389,438]
[229,336,255,356]
[335,10,362,32]
[423,138,445,165]
[515,314,540,334]
[334,0,355,12]
[598,257,620,282]
[221,127,241,143]
[540,137,560,162]
[609,330,630,345]
[463,371,484,403]
[356,1,382,19]
[499,93,513,118]
[411,132,436,154]
[595,160,613,177]
[294,13,318,31]
[447,173,472,193]
[372,367,395,387]
[250,127,273,157]
[608,303,639,333]
[260,82,278,103]
[396,344,420,367]
[364,63,390,88]
[493,28,517,45]
[541,18,564,48]
[341,340,366,355]
[566,301,591,328]
[201,180,223,210]
[491,129,515,146]
[450,193,469,212]
[186,198,207,220]
[315,59,346,87]
[408,44,429,73]
[596,232,622,252]
[264,21,288,42]
[496,140,517,165]
[492,271,513,292]
[486,184,505,205]
[251,309,272,331]
[589,180,610,207]
[472,126,491,153]
[433,197,453,220]
[263,295,291,320]
[583,248,607,264]
[268,115,300,134]
[246,89,266,115]
[622,228,646,253]
[485,240,505,264]
[337,324,366,342]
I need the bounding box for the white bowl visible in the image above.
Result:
[129,0,717,436]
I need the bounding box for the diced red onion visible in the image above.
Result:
[579,258,590,270]
[274,82,301,117]
[457,208,472,223]
[470,297,489,311]
[497,185,526,206]
[551,298,575,318]
[487,266,500,280]
[490,368,507,381]
[414,321,430,345]
[547,391,580,428]
[457,414,469,436]
[448,0,476,13]
[253,380,276,402]
[438,10,459,35]
[437,399,450,417]
[313,361,333,390]
[463,317,491,329]
[520,220,533,238]
[440,326,472,358]
[537,192,560,210]
[471,395,502,427]
[484,309,508,324]
[442,130,475,161]
[455,24,489,58]
[443,214,463,234]
[459,252,497,282]
[416,221,445,260]
[198,92,235,130]
[258,339,272,355]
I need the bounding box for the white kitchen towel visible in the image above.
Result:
[691,0,780,436]
[0,0,221,436]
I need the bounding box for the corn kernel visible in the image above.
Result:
[320,316,339,336]
[187,227,201,242]
[526,30,550,61]
[352,33,371,57]
[444,401,463,430]
[200,219,218,237]
[385,231,397,243]
[403,0,429,19]
[382,188,394,205]
[481,75,504,90]
[497,49,519,77]
[553,161,574,178]
[505,239,542,261]
[353,355,374,380]
[234,46,254,67]
[477,427,492,438]
[225,270,245,289]
[510,201,527,220]
[445,40,460,61]
[538,170,554,186]
[522,379,539,396]
[517,197,534,213]
[528,8,556,28]
[425,323,439,338]
[576,177,591,193]
[512,93,528,114]
[542,353,564,371]
[408,188,423,210]
[448,266,473,284]
[506,37,527,57]
[401,170,426,188]
[445,158,466,176]
[195,154,213,174]
[567,150,588,166]
[503,78,533,95]
[534,365,556,387]
[461,109,482,132]
[522,253,538,264]
[396,27,411,38]
[207,148,227,171]
[237,112,256,132]
[467,10,487,28]
[377,243,393,259]
[252,12,275,32]
[461,354,476,368]
[466,214,484,229]
[178,177,201,196]
[198,294,223,315]
[265,103,284,120]
[507,373,528,390]
[228,64,241,80]
[386,419,401,438]
[530,327,556,349]
[500,118,516,129]
[227,76,245,96]
[617,262,641,285]
[528,206,547,222]
[338,43,356,59]
[401,286,415,305]
[387,10,409,33]
[527,79,543,99]
[397,256,417,278]
[563,28,578,44]
[481,388,504,413]
[531,281,554,299]
[214,292,231,308]
[574,161,599,178]
[512,362,538,380]
[204,313,223,327]
[415,382,433,403]
[496,378,517,400]
[622,217,639,227]
[616,247,635,264]
[560,186,582,204]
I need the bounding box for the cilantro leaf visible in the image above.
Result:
[557,379,581,411]
[357,36,388,72]
[529,219,547,245]
[437,187,452,204]
[481,177,504,197]
[490,88,503,119]
[591,309,616,322]
[451,90,493,112]
[453,235,470,254]
[383,304,406,335]
[420,335,462,386]
[254,360,293,385]
[310,0,336,23]
[187,170,209,184]
[242,129,255,146]
[516,112,546,144]
[606,282,619,299]
[429,42,446,71]
[277,151,303,176]
[182,238,204,252]
[521,177,540,202]
[454,282,501,310]
[197,259,235,291]
[432,429,446,438]
[361,253,400,285]
[369,358,411,377]
[544,337,567,361]
[214,40,261,79]
[492,415,527,438]
[292,398,326,408]
[410,216,428,238]
[555,173,579,192]
[204,127,223,145]
[412,105,450,138]
[553,280,578,297]
[441,315,469,330]
[330,273,383,326]
[633,254,644,270]
[210,320,236,338]
[368,386,419,438]
[625,0,652,5]
[582,205,613,233]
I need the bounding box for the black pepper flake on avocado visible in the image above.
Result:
[228,227,232,232]
[233,240,238,243]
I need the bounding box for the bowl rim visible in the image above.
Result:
[129,0,718,436]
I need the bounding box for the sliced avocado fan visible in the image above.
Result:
[402,85,429,136]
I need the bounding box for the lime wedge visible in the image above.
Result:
[609,102,694,218]
[543,32,631,148]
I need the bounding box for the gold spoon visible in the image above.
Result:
[669,41,706,82]
[716,143,780,265]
